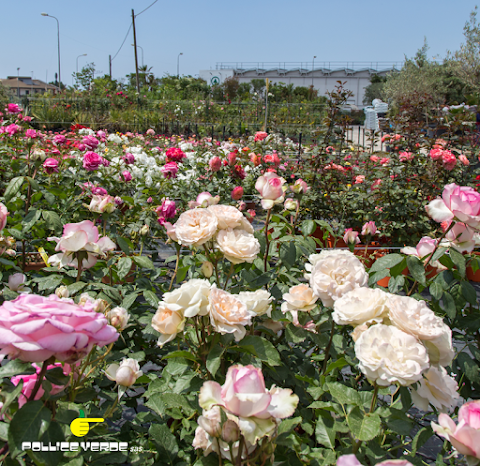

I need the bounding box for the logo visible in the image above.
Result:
[70,409,104,437]
[211,76,220,85]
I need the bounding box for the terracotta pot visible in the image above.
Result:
[467,252,480,282]
[20,253,48,272]
[245,201,256,210]
[311,227,346,249]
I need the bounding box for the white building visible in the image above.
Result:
[200,61,401,108]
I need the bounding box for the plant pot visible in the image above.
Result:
[20,253,48,272]
[311,227,346,249]
[467,252,480,282]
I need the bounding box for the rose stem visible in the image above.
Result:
[28,357,54,402]
[263,208,272,272]
[223,263,234,290]
[321,318,335,375]
[168,245,181,291]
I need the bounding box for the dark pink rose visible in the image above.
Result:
[123,153,135,164]
[254,131,268,142]
[83,151,105,171]
[53,134,66,145]
[161,162,178,179]
[43,157,59,174]
[165,147,186,162]
[231,186,244,200]
[6,103,21,114]
[82,135,99,150]
[209,156,222,172]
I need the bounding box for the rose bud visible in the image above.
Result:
[140,224,149,236]
[106,306,130,331]
[222,419,239,443]
[55,285,70,299]
[201,261,214,278]
[105,358,142,387]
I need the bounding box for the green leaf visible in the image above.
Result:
[42,211,62,231]
[0,360,36,378]
[117,256,133,280]
[450,248,466,278]
[411,426,433,455]
[0,422,8,442]
[406,255,426,286]
[442,292,457,319]
[45,367,70,386]
[431,247,448,263]
[285,323,309,343]
[149,424,178,464]
[162,351,199,362]
[457,352,480,383]
[461,280,477,305]
[121,292,139,310]
[146,393,194,417]
[347,407,382,441]
[8,401,51,458]
[327,382,360,406]
[301,220,316,236]
[30,421,65,466]
[237,335,281,366]
[277,416,302,435]
[324,357,348,375]
[429,282,443,301]
[66,281,88,296]
[36,275,63,292]
[315,414,336,449]
[133,255,154,269]
[143,290,159,308]
[22,209,42,233]
[4,176,24,202]
[279,242,296,270]
[116,236,132,255]
[206,344,225,377]
[369,253,404,273]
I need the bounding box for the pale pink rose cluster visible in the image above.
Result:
[332,285,458,410]
[194,364,298,460]
[0,294,118,362]
[281,284,318,331]
[48,220,116,269]
[429,148,457,170]
[151,281,272,346]
[432,400,480,463]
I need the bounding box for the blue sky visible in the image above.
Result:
[2,0,478,85]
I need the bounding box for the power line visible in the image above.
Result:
[112,24,132,61]
[135,0,159,17]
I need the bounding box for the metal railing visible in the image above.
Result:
[216,61,404,72]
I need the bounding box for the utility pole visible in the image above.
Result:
[131,9,140,93]
[109,55,112,78]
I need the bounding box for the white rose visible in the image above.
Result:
[309,250,368,307]
[355,324,430,386]
[216,228,260,264]
[388,295,449,340]
[237,290,273,317]
[208,286,254,341]
[333,287,389,326]
[106,306,130,330]
[175,209,218,247]
[162,279,211,318]
[281,284,318,314]
[207,205,243,230]
[105,358,142,387]
[423,329,455,367]
[410,366,459,412]
[151,302,185,347]
[198,406,222,437]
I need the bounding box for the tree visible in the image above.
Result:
[363,75,387,105]
[72,63,97,90]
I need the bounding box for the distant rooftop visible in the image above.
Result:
[216,61,403,72]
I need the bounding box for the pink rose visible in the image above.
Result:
[399,151,413,162]
[401,236,437,259]
[91,186,107,196]
[12,363,69,407]
[290,179,309,194]
[146,128,155,135]
[83,151,106,171]
[53,134,66,145]
[0,203,8,231]
[255,172,286,209]
[0,294,118,362]
[89,194,116,214]
[254,131,268,142]
[164,222,178,242]
[432,400,480,460]
[354,175,365,184]
[123,153,135,164]
[6,124,20,136]
[425,183,480,229]
[429,148,443,161]
[82,135,99,150]
[156,198,177,221]
[43,157,59,174]
[459,154,470,166]
[371,179,382,190]
[361,221,377,236]
[165,147,186,162]
[189,192,220,209]
[228,152,237,166]
[444,222,476,252]
[441,150,457,171]
[161,161,178,179]
[6,103,21,114]
[25,129,38,139]
[209,156,222,172]
[48,220,116,269]
[231,186,244,200]
[121,170,132,182]
[337,455,413,466]
[343,228,360,245]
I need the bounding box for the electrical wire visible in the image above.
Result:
[135,0,159,17]
[111,24,132,61]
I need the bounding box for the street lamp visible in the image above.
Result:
[76,54,87,87]
[41,12,61,90]
[312,55,316,87]
[177,52,183,78]
[131,44,144,67]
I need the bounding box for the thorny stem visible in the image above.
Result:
[223,263,234,290]
[263,208,272,272]
[169,246,181,291]
[370,383,379,413]
[29,357,54,402]
[236,435,245,466]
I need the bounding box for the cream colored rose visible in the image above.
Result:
[355,324,429,386]
[208,286,254,341]
[351,323,369,342]
[238,216,254,234]
[151,302,185,347]
[423,329,455,367]
[281,284,318,314]
[410,366,459,412]
[238,290,273,317]
[216,228,260,264]
[175,209,218,247]
[309,250,368,308]
[388,295,448,341]
[333,287,389,326]
[162,279,211,318]
[207,205,243,230]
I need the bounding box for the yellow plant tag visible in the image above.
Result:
[37,247,50,267]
